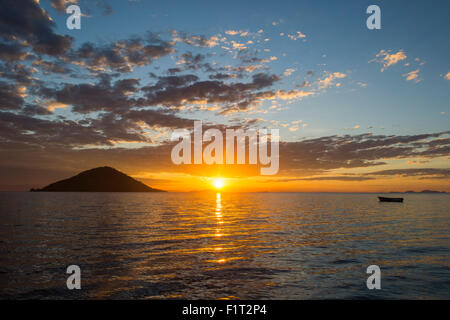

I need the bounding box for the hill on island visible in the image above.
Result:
[404,190,447,194]
[30,166,165,192]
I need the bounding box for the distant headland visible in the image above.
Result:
[30,166,165,192]
[389,190,447,194]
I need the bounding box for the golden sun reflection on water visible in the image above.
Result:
[205,192,255,266]
[212,192,225,263]
[216,192,222,218]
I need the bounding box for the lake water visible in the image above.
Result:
[0,192,449,299]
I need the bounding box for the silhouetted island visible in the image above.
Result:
[388,190,447,194]
[404,190,447,194]
[30,166,165,192]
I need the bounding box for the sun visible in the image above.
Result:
[212,178,225,189]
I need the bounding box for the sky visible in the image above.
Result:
[0,0,449,192]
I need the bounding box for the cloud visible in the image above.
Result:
[283,68,295,76]
[46,101,69,112]
[224,64,264,73]
[297,80,311,88]
[0,81,26,110]
[172,31,221,48]
[65,35,174,73]
[175,52,211,71]
[268,176,374,182]
[407,160,429,165]
[370,49,407,72]
[0,0,73,56]
[32,59,72,74]
[272,89,314,100]
[0,103,197,148]
[279,131,450,175]
[225,30,240,35]
[225,30,248,37]
[91,0,114,16]
[208,73,239,80]
[21,104,53,116]
[317,72,347,89]
[0,20,295,141]
[238,51,277,64]
[357,82,367,88]
[403,69,421,83]
[365,168,450,180]
[40,77,141,114]
[144,74,200,92]
[0,111,114,146]
[265,167,450,182]
[231,41,247,50]
[0,63,37,85]
[28,58,280,116]
[50,0,113,16]
[140,72,282,114]
[0,42,29,62]
[271,19,283,26]
[50,0,78,13]
[85,109,194,144]
[287,31,306,40]
[122,109,194,129]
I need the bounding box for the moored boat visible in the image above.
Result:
[378,196,403,202]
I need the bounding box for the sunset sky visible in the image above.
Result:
[0,0,449,192]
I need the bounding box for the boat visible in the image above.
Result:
[378,196,403,202]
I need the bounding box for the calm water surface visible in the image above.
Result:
[0,192,449,299]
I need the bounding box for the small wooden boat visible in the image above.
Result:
[378,196,403,202]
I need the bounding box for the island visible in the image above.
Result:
[388,190,447,194]
[404,190,448,194]
[30,166,165,192]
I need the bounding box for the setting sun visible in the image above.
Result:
[212,178,225,189]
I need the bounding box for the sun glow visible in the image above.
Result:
[212,178,225,189]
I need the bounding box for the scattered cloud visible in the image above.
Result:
[365,168,450,180]
[172,30,221,48]
[370,49,407,72]
[279,131,450,175]
[407,160,429,165]
[287,31,306,40]
[317,72,347,89]
[65,35,174,73]
[283,68,295,76]
[357,82,367,88]
[403,69,422,83]
[297,80,311,88]
[50,0,78,13]
[271,89,314,100]
[225,30,248,37]
[0,0,73,56]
